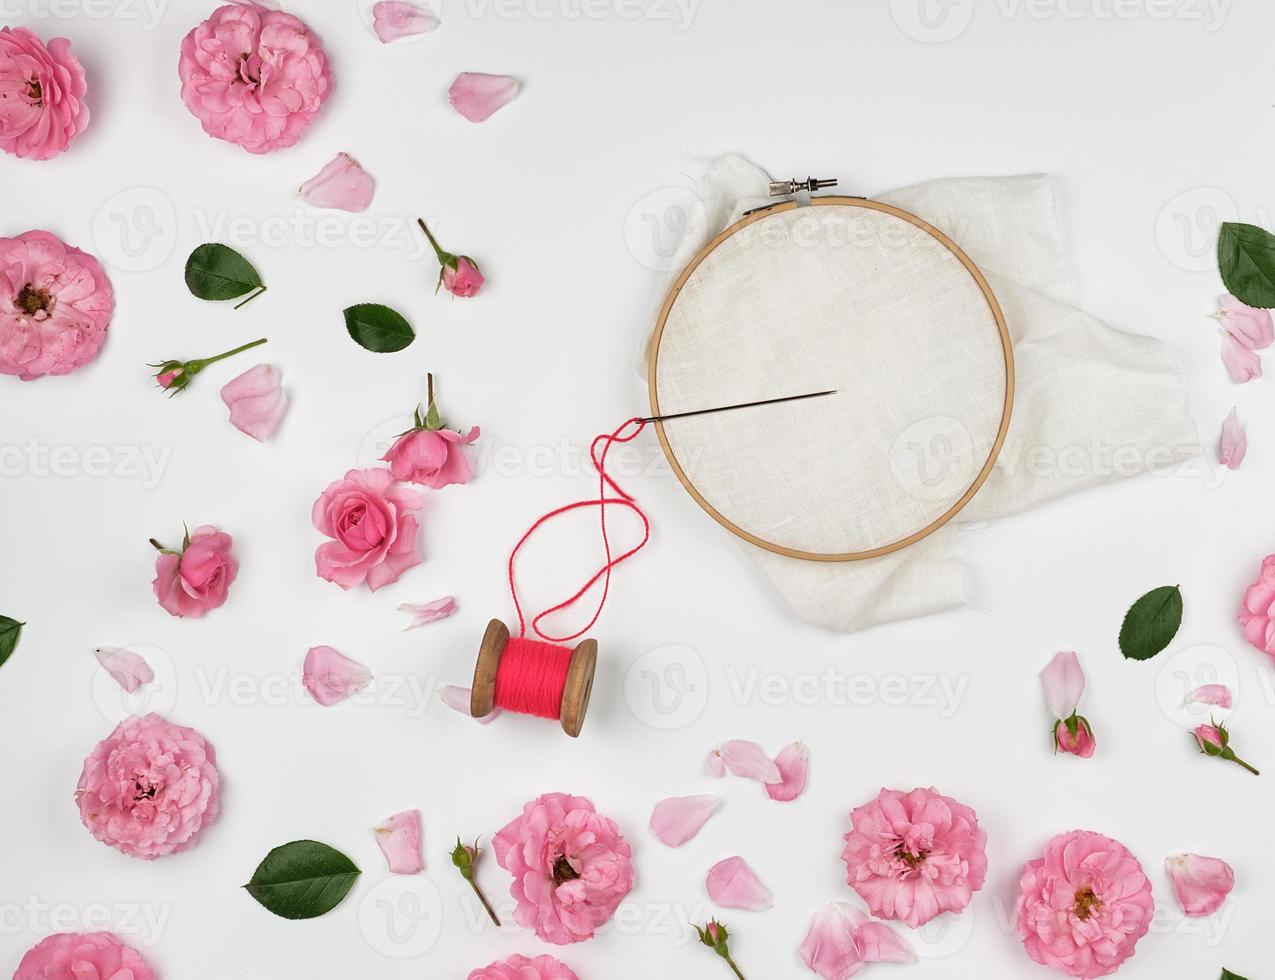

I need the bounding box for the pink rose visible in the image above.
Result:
[14,932,155,980]
[443,256,485,297]
[0,230,113,380]
[312,467,422,590]
[0,27,89,160]
[1016,830,1154,978]
[382,425,480,487]
[842,786,988,928]
[1238,553,1275,659]
[178,3,333,154]
[151,525,237,618]
[468,954,579,980]
[493,792,634,945]
[75,713,220,860]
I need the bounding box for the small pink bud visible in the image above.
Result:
[442,256,484,298]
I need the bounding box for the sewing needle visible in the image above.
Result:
[641,389,837,424]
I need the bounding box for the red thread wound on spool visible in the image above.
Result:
[493,637,574,718]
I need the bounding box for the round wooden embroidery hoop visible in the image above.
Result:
[647,196,1016,563]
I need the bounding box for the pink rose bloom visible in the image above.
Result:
[493,792,634,945]
[75,713,220,860]
[842,786,988,928]
[382,425,480,487]
[312,467,422,590]
[152,525,237,618]
[444,256,485,297]
[14,932,155,980]
[1016,830,1153,978]
[0,27,89,160]
[178,3,333,154]
[1238,554,1275,659]
[468,954,579,980]
[0,230,113,380]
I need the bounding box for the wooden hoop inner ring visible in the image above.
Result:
[647,196,1016,562]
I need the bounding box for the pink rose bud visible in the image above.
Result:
[150,525,237,619]
[1054,716,1096,758]
[451,837,500,925]
[693,919,749,978]
[417,217,485,297]
[1166,853,1235,917]
[1193,721,1260,775]
[1040,651,1096,758]
[381,373,480,487]
[150,338,268,396]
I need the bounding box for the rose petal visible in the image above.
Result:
[1186,684,1233,710]
[372,0,440,42]
[1220,295,1274,350]
[1219,407,1247,471]
[705,747,725,778]
[766,741,810,802]
[439,684,500,724]
[1221,330,1262,383]
[649,795,721,847]
[798,902,916,980]
[220,363,288,442]
[374,809,423,874]
[706,856,773,911]
[1040,650,1085,721]
[448,72,520,123]
[399,596,458,630]
[855,921,917,964]
[302,645,372,706]
[721,739,781,784]
[93,647,154,693]
[298,153,376,212]
[1166,853,1235,917]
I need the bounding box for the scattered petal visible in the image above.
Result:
[1219,295,1274,350]
[1186,684,1233,709]
[705,747,725,778]
[799,902,916,980]
[439,684,500,724]
[298,153,376,212]
[399,596,458,630]
[1040,650,1085,721]
[374,809,423,874]
[1221,330,1262,383]
[302,645,372,706]
[706,856,773,911]
[372,0,440,42]
[220,364,288,442]
[93,647,154,693]
[721,740,781,784]
[448,72,520,123]
[766,741,810,802]
[1219,407,1247,471]
[650,796,722,847]
[1166,853,1235,917]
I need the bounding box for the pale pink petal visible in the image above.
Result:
[439,684,500,724]
[374,809,423,874]
[302,645,372,706]
[220,364,288,442]
[298,153,376,212]
[372,1,440,42]
[399,596,458,630]
[1221,330,1262,383]
[855,921,917,964]
[706,856,773,911]
[649,796,721,847]
[721,739,781,784]
[448,72,520,123]
[1220,295,1274,350]
[93,647,154,693]
[766,741,810,802]
[1166,853,1235,917]
[705,747,725,778]
[1219,407,1247,470]
[1186,684,1233,709]
[1040,650,1085,720]
[799,902,917,979]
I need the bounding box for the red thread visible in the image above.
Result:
[493,637,574,718]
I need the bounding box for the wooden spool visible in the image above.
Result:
[470,618,598,738]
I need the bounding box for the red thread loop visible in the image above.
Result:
[508,417,650,643]
[493,637,573,718]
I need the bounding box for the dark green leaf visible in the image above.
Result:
[1220,970,1247,980]
[1119,585,1183,661]
[0,616,23,669]
[185,244,265,302]
[1218,222,1275,309]
[343,303,415,353]
[244,840,360,920]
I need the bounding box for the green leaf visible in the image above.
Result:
[185,244,265,303]
[0,616,23,669]
[1220,970,1247,980]
[243,840,360,920]
[343,303,415,353]
[1218,222,1275,309]
[1119,585,1183,661]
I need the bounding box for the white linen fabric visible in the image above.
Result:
[641,156,1199,632]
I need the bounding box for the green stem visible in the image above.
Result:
[723,954,746,980]
[416,218,448,263]
[233,284,267,310]
[198,337,268,370]
[467,878,501,927]
[1225,750,1260,775]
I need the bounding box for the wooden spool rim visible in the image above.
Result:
[647,196,1016,563]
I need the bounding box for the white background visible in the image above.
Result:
[1,0,1272,978]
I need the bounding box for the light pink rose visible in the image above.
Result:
[0,230,113,380]
[220,363,288,441]
[468,954,579,980]
[842,786,988,928]
[443,256,485,297]
[0,27,89,160]
[1238,554,1275,659]
[152,524,237,618]
[382,425,480,487]
[312,468,422,590]
[493,792,634,945]
[14,932,155,980]
[178,3,333,154]
[75,713,220,860]
[798,902,915,980]
[1015,830,1153,978]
